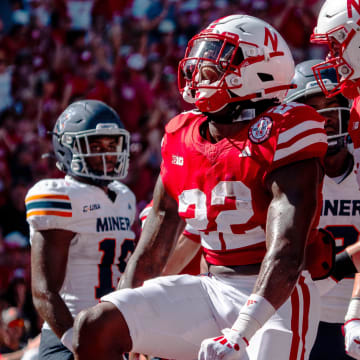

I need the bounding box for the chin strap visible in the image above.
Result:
[195,84,295,113]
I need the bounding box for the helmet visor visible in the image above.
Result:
[179,37,244,91]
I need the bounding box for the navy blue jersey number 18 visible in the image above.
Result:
[95,238,135,299]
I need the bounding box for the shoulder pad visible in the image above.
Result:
[266,102,323,127]
[26,178,70,198]
[165,110,202,134]
[266,102,307,117]
[109,181,134,196]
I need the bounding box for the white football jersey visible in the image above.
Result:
[319,166,360,323]
[25,176,136,325]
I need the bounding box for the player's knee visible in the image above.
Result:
[73,307,100,355]
[73,302,132,356]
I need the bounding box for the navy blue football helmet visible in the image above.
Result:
[53,100,130,182]
[285,59,350,154]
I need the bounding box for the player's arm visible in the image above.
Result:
[162,233,201,276]
[31,228,75,339]
[254,157,322,304]
[199,158,323,358]
[343,273,360,359]
[118,175,184,289]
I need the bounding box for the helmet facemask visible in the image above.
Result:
[179,34,246,113]
[58,124,130,182]
[317,104,350,155]
[312,27,355,97]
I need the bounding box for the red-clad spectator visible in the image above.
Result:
[92,0,134,22]
[113,53,154,133]
[60,50,112,109]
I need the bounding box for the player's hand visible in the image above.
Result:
[198,328,248,360]
[344,319,360,359]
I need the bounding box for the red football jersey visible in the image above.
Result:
[160,103,327,266]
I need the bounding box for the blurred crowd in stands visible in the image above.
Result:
[0,0,327,357]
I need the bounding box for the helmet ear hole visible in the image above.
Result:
[257,73,274,82]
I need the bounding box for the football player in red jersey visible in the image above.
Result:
[72,15,327,360]
[311,1,360,358]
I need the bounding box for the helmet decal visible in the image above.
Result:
[348,0,360,18]
[264,28,278,51]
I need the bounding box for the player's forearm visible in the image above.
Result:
[352,273,360,298]
[119,210,181,289]
[227,245,304,344]
[253,247,304,308]
[345,274,360,322]
[33,291,74,338]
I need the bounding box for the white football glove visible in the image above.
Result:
[344,320,360,359]
[198,328,248,360]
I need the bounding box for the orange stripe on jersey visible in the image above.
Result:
[25,194,70,203]
[26,210,72,218]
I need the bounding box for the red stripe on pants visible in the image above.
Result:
[290,286,300,360]
[289,275,311,360]
[299,276,310,360]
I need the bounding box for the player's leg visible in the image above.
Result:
[73,301,130,359]
[39,328,74,360]
[247,271,320,360]
[73,274,223,360]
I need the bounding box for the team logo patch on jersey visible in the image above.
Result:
[248,116,273,144]
[83,203,101,213]
[172,155,184,166]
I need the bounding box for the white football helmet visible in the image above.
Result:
[178,14,295,114]
[311,0,360,98]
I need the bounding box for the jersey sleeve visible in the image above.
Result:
[139,200,153,229]
[25,179,76,232]
[269,102,328,172]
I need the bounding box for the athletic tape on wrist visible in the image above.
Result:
[231,294,276,341]
[60,327,74,353]
[345,298,360,322]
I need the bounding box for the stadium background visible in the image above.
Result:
[0,0,328,354]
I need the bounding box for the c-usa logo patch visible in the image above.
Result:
[248,116,273,144]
